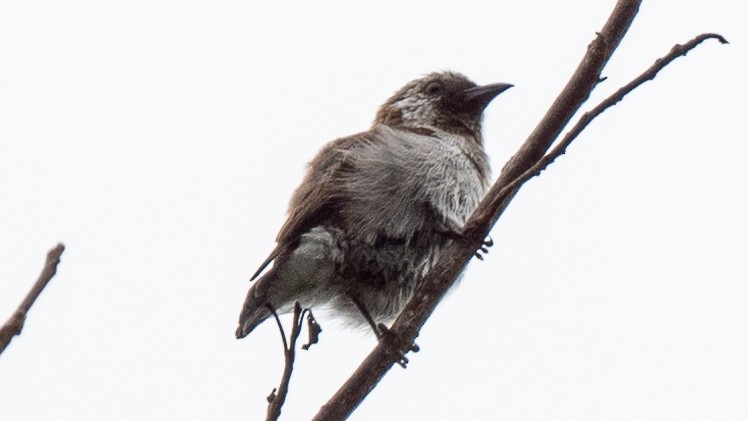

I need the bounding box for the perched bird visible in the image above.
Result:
[236,71,511,339]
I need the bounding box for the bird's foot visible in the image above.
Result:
[376,323,419,368]
[474,236,493,261]
[436,224,493,261]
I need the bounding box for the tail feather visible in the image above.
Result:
[235,272,275,339]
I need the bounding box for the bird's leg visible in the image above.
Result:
[348,294,418,368]
[434,218,466,242]
[348,294,383,340]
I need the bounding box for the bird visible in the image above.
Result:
[236,71,511,340]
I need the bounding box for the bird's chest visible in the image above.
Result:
[421,153,486,224]
[343,132,487,243]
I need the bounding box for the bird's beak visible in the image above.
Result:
[463,83,513,110]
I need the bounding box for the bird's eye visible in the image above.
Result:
[425,82,443,96]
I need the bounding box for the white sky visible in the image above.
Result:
[1,1,746,420]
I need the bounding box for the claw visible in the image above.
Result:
[376,323,419,368]
[474,236,494,261]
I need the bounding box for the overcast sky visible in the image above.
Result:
[1,1,746,420]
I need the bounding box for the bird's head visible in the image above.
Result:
[374,71,512,140]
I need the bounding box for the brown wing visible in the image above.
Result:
[249,131,373,281]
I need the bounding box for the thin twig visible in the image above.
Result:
[474,33,730,224]
[0,243,66,356]
[266,303,289,353]
[266,303,309,421]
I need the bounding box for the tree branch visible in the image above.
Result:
[313,2,643,418]
[0,243,66,356]
[473,32,729,227]
[312,2,725,420]
[265,303,321,421]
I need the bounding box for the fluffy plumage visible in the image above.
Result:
[236,71,511,338]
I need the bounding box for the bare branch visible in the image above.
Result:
[490,0,642,193]
[312,2,644,418]
[267,303,290,353]
[311,2,722,420]
[0,243,66,356]
[266,303,321,421]
[474,33,730,225]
